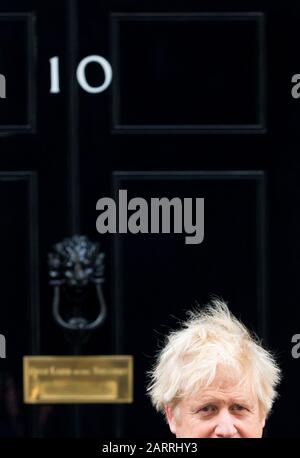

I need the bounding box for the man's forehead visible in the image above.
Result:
[209,372,245,390]
[186,370,255,400]
[203,363,251,389]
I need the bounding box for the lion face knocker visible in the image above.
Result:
[48,235,106,333]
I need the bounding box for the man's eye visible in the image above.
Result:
[231,404,246,412]
[199,405,217,414]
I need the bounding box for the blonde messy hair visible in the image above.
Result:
[147,299,281,418]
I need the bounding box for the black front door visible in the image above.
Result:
[0,0,298,438]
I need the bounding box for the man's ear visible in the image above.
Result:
[164,404,177,435]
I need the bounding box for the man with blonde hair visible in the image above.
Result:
[147,299,281,438]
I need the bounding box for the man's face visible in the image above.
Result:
[165,371,266,438]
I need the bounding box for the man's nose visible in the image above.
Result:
[214,411,238,438]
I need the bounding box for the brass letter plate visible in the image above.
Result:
[23,355,133,404]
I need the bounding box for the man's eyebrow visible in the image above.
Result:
[229,397,254,406]
[189,396,255,410]
[189,397,222,411]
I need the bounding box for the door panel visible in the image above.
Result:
[112,171,267,437]
[110,12,265,132]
